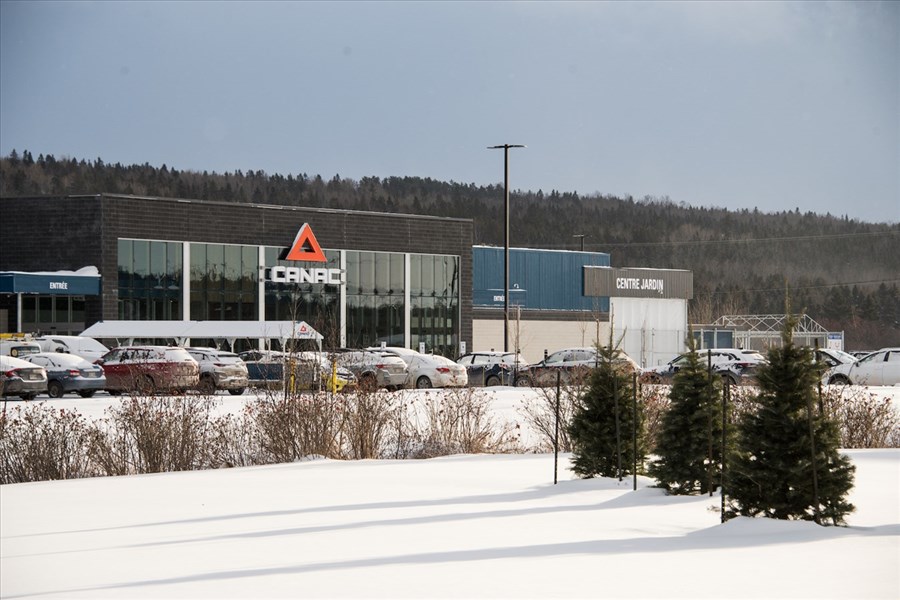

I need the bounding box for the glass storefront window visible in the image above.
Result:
[189,242,258,320]
[119,239,183,321]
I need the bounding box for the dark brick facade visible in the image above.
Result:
[0,194,474,345]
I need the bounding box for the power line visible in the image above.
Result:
[704,278,900,296]
[595,230,898,249]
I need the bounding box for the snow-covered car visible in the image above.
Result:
[641,348,766,385]
[456,351,529,386]
[332,350,409,390]
[814,348,857,369]
[369,346,467,389]
[521,347,640,387]
[0,339,41,358]
[186,347,250,395]
[240,350,357,392]
[96,346,200,394]
[34,335,109,362]
[824,347,900,386]
[0,354,48,400]
[21,352,106,398]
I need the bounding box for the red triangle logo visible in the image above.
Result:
[285,223,327,262]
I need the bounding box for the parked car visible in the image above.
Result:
[96,346,200,394]
[238,350,356,392]
[369,346,468,389]
[186,347,250,395]
[521,347,640,387]
[641,348,766,385]
[456,351,529,386]
[21,352,106,398]
[34,335,109,362]
[814,348,857,369]
[0,354,48,400]
[0,339,42,358]
[332,349,409,390]
[824,347,900,386]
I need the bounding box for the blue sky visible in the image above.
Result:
[1,1,897,223]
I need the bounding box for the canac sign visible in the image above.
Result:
[261,224,345,285]
[584,266,693,300]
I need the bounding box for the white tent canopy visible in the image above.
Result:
[79,320,322,351]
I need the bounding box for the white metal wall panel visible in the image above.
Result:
[610,297,689,368]
[473,318,611,364]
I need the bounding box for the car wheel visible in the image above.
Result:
[198,376,216,395]
[136,375,156,395]
[514,376,532,387]
[228,387,245,396]
[828,374,850,385]
[485,375,501,387]
[720,372,740,386]
[47,380,65,398]
[20,393,37,401]
[77,390,96,398]
[415,376,432,389]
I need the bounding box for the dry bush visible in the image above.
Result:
[89,394,224,475]
[244,388,347,462]
[399,388,522,459]
[0,404,97,483]
[822,387,900,448]
[340,388,403,459]
[640,384,670,452]
[517,385,581,453]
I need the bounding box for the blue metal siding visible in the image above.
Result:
[473,247,610,311]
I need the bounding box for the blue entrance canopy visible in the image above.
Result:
[0,268,101,295]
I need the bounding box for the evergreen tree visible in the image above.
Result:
[726,315,855,525]
[568,336,646,479]
[649,338,730,494]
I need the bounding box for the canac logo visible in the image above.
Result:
[284,223,327,262]
[264,223,345,285]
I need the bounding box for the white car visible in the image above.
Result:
[824,347,900,386]
[35,335,110,362]
[814,348,857,369]
[368,346,468,389]
[0,354,48,400]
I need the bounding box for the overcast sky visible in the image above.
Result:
[1,1,897,223]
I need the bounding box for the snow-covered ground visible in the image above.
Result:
[1,387,899,599]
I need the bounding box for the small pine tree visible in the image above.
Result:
[649,338,730,494]
[569,335,646,479]
[726,315,855,525]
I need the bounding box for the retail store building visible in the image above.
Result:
[2,194,694,366]
[0,194,471,355]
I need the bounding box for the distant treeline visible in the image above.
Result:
[2,149,898,350]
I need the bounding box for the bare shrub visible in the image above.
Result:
[245,388,346,462]
[640,384,670,452]
[517,385,580,453]
[0,404,97,483]
[89,394,223,475]
[340,388,403,459]
[400,388,522,459]
[822,387,900,448]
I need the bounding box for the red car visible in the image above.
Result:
[96,346,199,394]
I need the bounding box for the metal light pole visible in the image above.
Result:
[488,143,525,352]
[573,234,587,251]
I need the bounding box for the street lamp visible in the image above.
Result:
[573,234,587,252]
[488,143,526,352]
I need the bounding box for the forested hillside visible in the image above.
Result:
[2,150,898,349]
